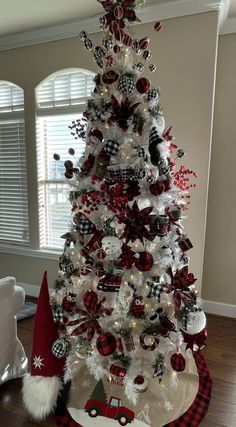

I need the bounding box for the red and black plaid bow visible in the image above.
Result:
[109,96,140,132]
[165,267,197,315]
[182,329,208,350]
[117,200,158,243]
[67,291,113,341]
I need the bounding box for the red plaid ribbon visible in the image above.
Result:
[164,351,212,427]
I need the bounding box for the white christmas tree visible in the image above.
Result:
[51,0,208,406]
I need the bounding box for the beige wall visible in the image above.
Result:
[0,12,219,294]
[202,34,236,306]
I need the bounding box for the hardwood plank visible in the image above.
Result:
[0,314,235,426]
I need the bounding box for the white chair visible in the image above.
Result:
[0,276,28,385]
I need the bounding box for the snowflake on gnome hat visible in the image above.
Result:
[117,200,158,243]
[67,291,113,341]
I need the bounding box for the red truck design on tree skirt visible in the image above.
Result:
[84,396,135,426]
[84,379,135,425]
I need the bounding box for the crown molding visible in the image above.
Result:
[220,16,236,34]
[0,0,229,51]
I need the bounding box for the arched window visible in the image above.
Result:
[36,69,95,250]
[0,81,29,245]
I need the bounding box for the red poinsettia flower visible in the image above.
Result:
[117,200,158,243]
[109,95,140,131]
[67,291,113,341]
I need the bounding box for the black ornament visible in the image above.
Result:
[143,50,152,61]
[79,31,88,41]
[132,40,141,55]
[135,63,144,72]
[102,37,114,51]
[177,149,186,158]
[137,147,145,157]
[84,38,93,50]
[158,158,170,176]
[149,64,156,72]
[104,139,120,156]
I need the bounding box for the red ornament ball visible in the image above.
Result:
[139,37,149,50]
[134,251,153,272]
[114,44,121,54]
[123,34,133,47]
[114,5,124,19]
[110,20,120,34]
[170,353,186,372]
[102,70,119,85]
[134,375,145,385]
[136,77,150,94]
[115,29,124,42]
[154,21,163,32]
[97,332,117,356]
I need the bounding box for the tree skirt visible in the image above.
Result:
[55,351,211,427]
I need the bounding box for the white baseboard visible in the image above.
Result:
[203,300,236,318]
[17,282,53,298]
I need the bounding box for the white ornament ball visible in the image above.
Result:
[180,309,206,335]
[102,236,122,255]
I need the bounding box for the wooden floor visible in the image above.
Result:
[0,314,235,426]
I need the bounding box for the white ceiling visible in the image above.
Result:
[0,0,235,38]
[0,0,158,37]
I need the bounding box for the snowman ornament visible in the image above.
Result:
[101,236,122,259]
[180,308,206,335]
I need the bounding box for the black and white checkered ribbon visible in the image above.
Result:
[147,281,164,302]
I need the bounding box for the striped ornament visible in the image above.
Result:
[149,127,162,146]
[139,37,149,50]
[143,50,152,61]
[154,21,163,32]
[102,37,114,51]
[84,38,93,50]
[149,64,156,73]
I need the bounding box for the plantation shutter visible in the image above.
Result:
[36,70,95,250]
[0,82,29,245]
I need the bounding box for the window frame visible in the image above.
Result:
[35,68,95,251]
[0,80,29,246]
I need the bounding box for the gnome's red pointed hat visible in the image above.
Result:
[23,272,66,420]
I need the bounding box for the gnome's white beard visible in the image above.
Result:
[22,374,63,420]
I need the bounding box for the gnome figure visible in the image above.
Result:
[22,272,66,420]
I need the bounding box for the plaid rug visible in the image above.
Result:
[55,351,211,427]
